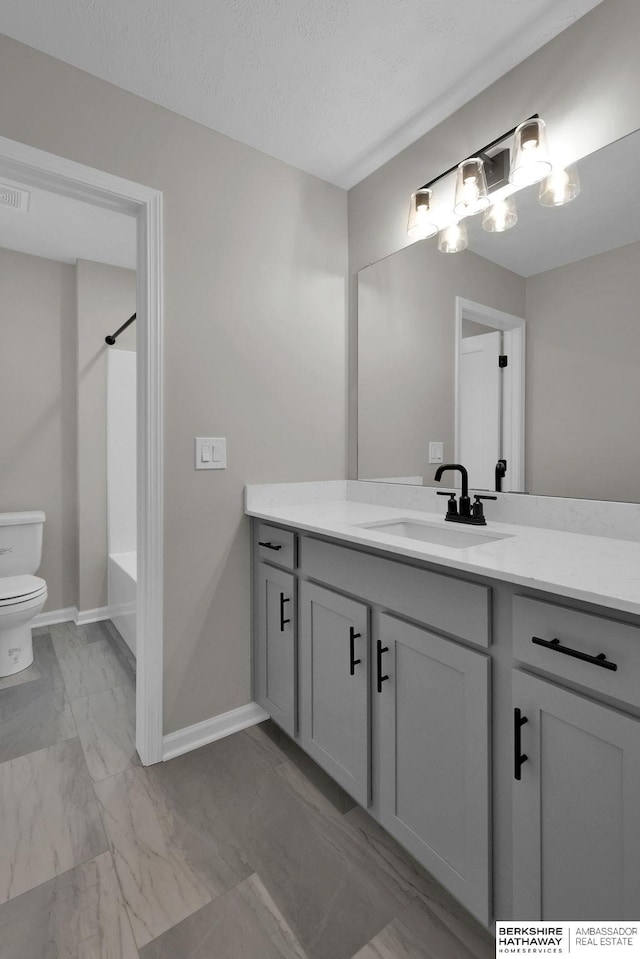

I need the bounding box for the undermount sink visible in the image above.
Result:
[354,518,513,549]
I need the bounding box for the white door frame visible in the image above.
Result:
[0,135,164,765]
[455,297,525,492]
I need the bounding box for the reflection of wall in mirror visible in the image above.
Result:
[526,239,640,501]
[359,237,640,502]
[357,239,524,485]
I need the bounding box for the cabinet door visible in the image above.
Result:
[513,670,640,920]
[255,564,296,737]
[378,614,491,925]
[300,582,369,805]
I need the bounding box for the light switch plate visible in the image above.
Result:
[429,441,444,464]
[195,437,227,470]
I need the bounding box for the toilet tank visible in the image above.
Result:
[0,511,46,575]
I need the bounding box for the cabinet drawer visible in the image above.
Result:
[301,536,490,647]
[256,523,297,569]
[513,595,640,708]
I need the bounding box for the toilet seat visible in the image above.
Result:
[0,575,47,608]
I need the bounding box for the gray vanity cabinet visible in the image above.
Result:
[299,582,370,806]
[378,613,491,925]
[255,563,297,737]
[512,669,640,920]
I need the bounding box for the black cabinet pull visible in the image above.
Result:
[532,635,617,672]
[514,707,528,781]
[376,639,389,693]
[279,593,291,632]
[259,541,282,551]
[349,627,362,676]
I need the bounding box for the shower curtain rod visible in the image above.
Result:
[105,312,136,345]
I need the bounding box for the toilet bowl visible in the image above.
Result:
[0,512,47,678]
[0,577,48,676]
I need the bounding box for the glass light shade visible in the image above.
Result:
[453,158,490,216]
[509,118,552,187]
[539,164,581,206]
[437,221,469,254]
[406,188,438,240]
[482,195,518,232]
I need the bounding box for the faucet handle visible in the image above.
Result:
[436,490,458,517]
[471,494,496,525]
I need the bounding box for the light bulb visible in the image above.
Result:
[482,195,518,232]
[509,118,552,187]
[437,221,469,254]
[407,188,438,240]
[454,159,490,216]
[539,164,581,207]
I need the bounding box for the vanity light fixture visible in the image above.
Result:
[404,118,524,241]
[406,188,439,240]
[437,221,469,254]
[482,195,518,232]
[509,117,552,187]
[539,163,581,206]
[453,158,490,216]
[406,114,574,250]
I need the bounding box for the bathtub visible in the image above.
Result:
[108,550,137,656]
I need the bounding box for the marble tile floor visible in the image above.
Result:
[0,620,495,958]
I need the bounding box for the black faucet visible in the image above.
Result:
[434,463,496,526]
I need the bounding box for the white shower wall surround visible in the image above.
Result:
[107,349,137,554]
[107,349,137,655]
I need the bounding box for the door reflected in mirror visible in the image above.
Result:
[357,129,640,502]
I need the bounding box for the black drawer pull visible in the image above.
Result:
[259,541,282,551]
[376,639,389,693]
[349,627,362,676]
[279,593,291,632]
[532,635,617,671]
[514,707,528,781]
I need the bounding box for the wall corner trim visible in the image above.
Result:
[162,702,270,761]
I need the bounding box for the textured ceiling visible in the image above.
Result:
[0,0,605,187]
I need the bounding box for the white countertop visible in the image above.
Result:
[246,485,640,617]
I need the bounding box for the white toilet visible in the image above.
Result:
[0,511,47,678]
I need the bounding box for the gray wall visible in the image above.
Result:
[0,247,78,609]
[358,241,524,481]
[0,33,348,734]
[525,240,640,500]
[348,0,640,479]
[76,260,136,611]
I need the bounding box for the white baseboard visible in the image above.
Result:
[33,606,77,628]
[76,606,111,626]
[33,605,111,628]
[162,702,270,761]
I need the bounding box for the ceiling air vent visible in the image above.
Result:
[0,184,30,213]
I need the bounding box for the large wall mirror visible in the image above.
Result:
[358,128,640,502]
